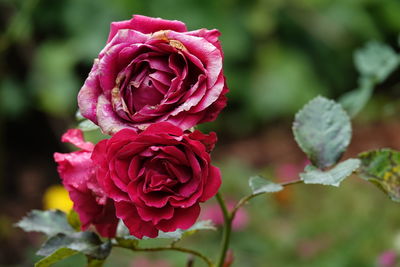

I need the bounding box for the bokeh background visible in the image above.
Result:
[1,0,400,266]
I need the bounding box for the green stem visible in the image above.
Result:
[115,243,214,267]
[232,179,302,216]
[215,192,232,267]
[215,179,302,266]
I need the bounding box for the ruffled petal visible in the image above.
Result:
[107,15,187,43]
[115,201,158,239]
[156,204,200,232]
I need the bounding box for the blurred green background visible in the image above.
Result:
[1,0,400,266]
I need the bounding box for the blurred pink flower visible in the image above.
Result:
[200,201,248,231]
[275,160,309,182]
[377,250,397,267]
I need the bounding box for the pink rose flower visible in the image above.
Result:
[78,15,228,135]
[91,122,221,239]
[54,129,118,237]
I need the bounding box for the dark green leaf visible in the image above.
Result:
[87,257,105,267]
[35,248,78,267]
[249,176,284,194]
[354,41,399,83]
[293,96,352,168]
[38,232,111,260]
[15,210,74,236]
[300,158,361,187]
[358,149,400,202]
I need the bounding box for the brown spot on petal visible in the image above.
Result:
[111,87,121,106]
[151,30,187,51]
[115,73,125,85]
[151,30,170,41]
[169,40,187,52]
[111,87,130,113]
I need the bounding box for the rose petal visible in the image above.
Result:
[136,205,174,224]
[107,15,187,43]
[142,122,183,136]
[156,204,200,232]
[200,165,221,202]
[166,31,222,87]
[96,95,132,134]
[61,129,94,151]
[78,59,101,123]
[54,151,93,192]
[115,201,158,239]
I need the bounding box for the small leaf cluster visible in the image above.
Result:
[247,39,400,201]
[287,38,400,200]
[16,210,110,267]
[340,41,400,118]
[16,209,215,266]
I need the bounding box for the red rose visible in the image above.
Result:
[54,129,118,237]
[78,15,228,135]
[92,122,221,238]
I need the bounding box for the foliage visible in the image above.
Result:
[293,96,351,169]
[16,210,74,236]
[340,41,400,118]
[249,176,283,194]
[16,209,216,266]
[358,149,400,202]
[300,159,360,187]
[14,28,400,267]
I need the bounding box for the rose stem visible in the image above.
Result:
[114,244,214,267]
[215,179,302,266]
[215,192,232,267]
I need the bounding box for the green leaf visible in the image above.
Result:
[354,41,399,83]
[76,110,99,131]
[87,257,105,267]
[38,232,111,260]
[67,210,81,232]
[75,110,84,121]
[35,248,78,267]
[358,149,400,202]
[117,220,215,242]
[15,210,74,236]
[249,175,284,194]
[300,158,361,187]
[293,96,352,168]
[160,220,216,240]
[78,119,99,132]
[339,77,374,118]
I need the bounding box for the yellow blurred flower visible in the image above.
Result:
[43,185,73,213]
